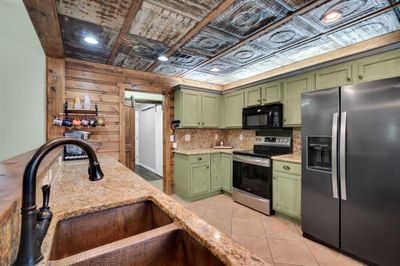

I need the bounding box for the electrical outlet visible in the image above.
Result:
[239,134,244,141]
[184,134,191,141]
[170,135,175,142]
[172,142,178,149]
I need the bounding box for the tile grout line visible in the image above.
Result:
[260,214,276,265]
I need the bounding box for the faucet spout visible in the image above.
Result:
[14,138,104,265]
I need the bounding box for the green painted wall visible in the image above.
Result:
[0,0,46,161]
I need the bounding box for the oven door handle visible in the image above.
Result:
[233,155,271,167]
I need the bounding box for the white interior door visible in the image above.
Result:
[155,105,163,177]
[134,110,139,164]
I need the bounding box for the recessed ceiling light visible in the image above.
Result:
[210,67,220,72]
[322,10,342,24]
[83,36,99,45]
[158,55,169,62]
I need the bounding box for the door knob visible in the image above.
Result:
[283,165,291,170]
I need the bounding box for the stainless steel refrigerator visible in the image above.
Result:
[301,77,400,266]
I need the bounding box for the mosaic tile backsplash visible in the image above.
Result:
[175,127,302,153]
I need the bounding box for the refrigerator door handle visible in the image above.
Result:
[340,112,347,200]
[331,112,339,199]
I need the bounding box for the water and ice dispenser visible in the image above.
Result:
[307,137,332,172]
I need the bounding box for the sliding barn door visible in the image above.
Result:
[123,105,135,171]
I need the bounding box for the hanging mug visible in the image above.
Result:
[89,117,98,127]
[62,117,72,127]
[97,116,105,126]
[72,117,81,127]
[81,117,89,127]
[53,117,63,127]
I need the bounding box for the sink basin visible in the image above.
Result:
[49,223,224,266]
[49,200,173,260]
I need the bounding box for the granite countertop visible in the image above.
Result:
[271,153,302,164]
[38,155,268,265]
[173,148,243,155]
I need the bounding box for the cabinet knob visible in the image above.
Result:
[262,98,266,102]
[258,99,261,103]
[346,77,351,82]
[202,122,204,125]
[283,165,291,170]
[358,75,363,80]
[198,157,202,161]
[206,166,209,169]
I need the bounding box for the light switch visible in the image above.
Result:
[239,134,244,141]
[184,134,191,141]
[172,142,178,149]
[170,135,175,142]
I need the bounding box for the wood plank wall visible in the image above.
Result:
[47,58,220,194]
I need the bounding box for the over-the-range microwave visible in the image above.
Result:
[242,103,283,130]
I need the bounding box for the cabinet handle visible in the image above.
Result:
[358,75,363,80]
[197,157,202,161]
[283,165,290,170]
[346,77,351,82]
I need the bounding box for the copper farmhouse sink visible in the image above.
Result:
[49,201,224,266]
[49,200,173,260]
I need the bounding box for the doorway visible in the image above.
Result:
[124,91,164,190]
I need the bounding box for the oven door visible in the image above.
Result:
[232,155,272,199]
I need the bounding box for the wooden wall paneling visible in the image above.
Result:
[46,57,65,140]
[23,0,64,58]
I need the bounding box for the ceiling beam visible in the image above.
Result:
[146,0,237,72]
[107,0,144,64]
[181,0,330,76]
[223,31,400,90]
[23,0,64,58]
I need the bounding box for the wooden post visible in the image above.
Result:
[162,87,174,194]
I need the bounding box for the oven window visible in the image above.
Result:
[246,114,268,127]
[233,160,271,199]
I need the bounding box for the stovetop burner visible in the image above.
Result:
[233,150,290,158]
[233,134,293,158]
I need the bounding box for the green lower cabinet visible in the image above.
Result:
[221,154,232,193]
[174,152,232,201]
[210,153,221,191]
[273,161,301,221]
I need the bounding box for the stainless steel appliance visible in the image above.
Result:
[242,104,283,129]
[233,132,292,215]
[301,77,400,266]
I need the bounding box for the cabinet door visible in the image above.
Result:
[244,86,261,107]
[220,154,232,193]
[355,50,400,84]
[315,63,352,90]
[283,73,314,126]
[210,153,221,191]
[261,81,281,104]
[273,172,301,220]
[224,91,244,128]
[181,90,201,128]
[189,163,211,197]
[201,93,219,128]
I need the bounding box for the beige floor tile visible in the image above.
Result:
[269,238,318,266]
[203,213,232,237]
[232,234,273,263]
[169,194,187,205]
[304,238,364,266]
[261,216,301,240]
[232,217,265,237]
[232,202,262,220]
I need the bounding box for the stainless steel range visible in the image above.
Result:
[232,133,292,215]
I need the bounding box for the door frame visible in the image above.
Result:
[119,86,174,194]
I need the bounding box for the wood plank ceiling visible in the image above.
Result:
[55,0,400,85]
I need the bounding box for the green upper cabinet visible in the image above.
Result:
[210,153,221,192]
[224,90,244,128]
[244,86,262,107]
[201,92,219,128]
[261,81,282,104]
[174,88,220,128]
[282,73,315,127]
[221,153,232,193]
[315,63,352,91]
[354,50,400,84]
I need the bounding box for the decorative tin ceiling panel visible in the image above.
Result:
[219,43,273,65]
[56,0,133,29]
[117,34,169,61]
[275,0,314,11]
[253,17,319,51]
[148,0,223,21]
[129,1,197,46]
[280,36,341,62]
[59,15,119,63]
[183,27,240,57]
[209,0,288,39]
[153,64,189,76]
[328,11,400,46]
[169,50,209,68]
[112,53,154,71]
[196,59,241,75]
[300,0,390,32]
